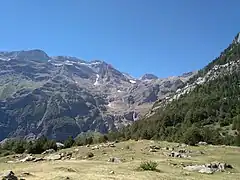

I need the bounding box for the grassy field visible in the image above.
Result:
[0,140,239,180]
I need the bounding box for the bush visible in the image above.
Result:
[139,161,158,171]
[182,126,203,145]
[64,136,75,148]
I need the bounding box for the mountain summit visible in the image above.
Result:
[121,32,240,146]
[140,74,158,80]
[0,50,194,141]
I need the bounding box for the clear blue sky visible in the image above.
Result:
[0,0,239,78]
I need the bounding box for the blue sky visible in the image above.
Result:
[0,0,239,78]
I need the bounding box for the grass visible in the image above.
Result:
[139,161,158,171]
[0,140,239,180]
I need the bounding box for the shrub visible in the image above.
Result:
[64,136,75,148]
[139,161,158,171]
[182,126,203,145]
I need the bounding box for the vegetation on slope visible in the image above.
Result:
[107,41,240,146]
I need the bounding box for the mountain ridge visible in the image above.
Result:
[0,49,194,141]
[115,32,240,146]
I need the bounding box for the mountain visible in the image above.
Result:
[140,74,158,81]
[0,49,194,141]
[116,33,240,146]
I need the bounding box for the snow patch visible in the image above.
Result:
[117,90,122,93]
[79,62,89,66]
[0,57,10,61]
[129,80,136,84]
[94,74,100,86]
[52,63,63,67]
[107,102,114,108]
[90,62,102,65]
[65,60,73,65]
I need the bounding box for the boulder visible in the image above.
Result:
[20,155,35,162]
[168,151,188,158]
[197,141,208,146]
[149,148,157,152]
[85,152,94,158]
[33,158,44,162]
[108,157,122,163]
[183,165,206,172]
[91,145,99,150]
[56,142,65,149]
[41,149,55,155]
[1,170,18,180]
[109,171,115,174]
[74,148,79,152]
[45,154,61,161]
[199,168,214,174]
[59,152,72,160]
[183,162,233,174]
[149,145,160,150]
[198,141,208,146]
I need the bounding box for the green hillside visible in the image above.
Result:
[111,36,240,146]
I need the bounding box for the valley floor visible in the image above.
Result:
[0,140,239,180]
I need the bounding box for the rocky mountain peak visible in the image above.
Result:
[51,56,85,63]
[140,73,158,80]
[0,49,195,141]
[15,49,50,61]
[233,32,240,44]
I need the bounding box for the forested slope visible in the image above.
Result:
[111,33,240,146]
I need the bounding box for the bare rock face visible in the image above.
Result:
[0,50,195,141]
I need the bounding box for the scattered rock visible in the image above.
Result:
[6,161,15,164]
[86,144,90,147]
[177,143,187,148]
[198,141,208,146]
[1,170,18,180]
[199,168,214,174]
[178,149,189,153]
[108,142,116,147]
[91,145,99,150]
[168,151,188,158]
[20,155,35,162]
[56,142,65,149]
[183,162,233,174]
[149,145,160,150]
[42,149,55,155]
[45,154,61,161]
[162,147,174,151]
[33,157,44,162]
[149,148,157,152]
[183,165,205,172]
[109,171,115,174]
[21,172,32,176]
[74,148,79,152]
[60,152,72,160]
[85,152,94,158]
[108,157,122,163]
